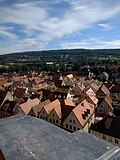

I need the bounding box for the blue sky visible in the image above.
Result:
[0,0,120,54]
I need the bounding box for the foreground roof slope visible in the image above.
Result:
[0,115,120,160]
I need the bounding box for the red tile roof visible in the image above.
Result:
[20,98,40,115]
[44,99,60,114]
[31,99,50,116]
[73,99,93,127]
[64,98,75,107]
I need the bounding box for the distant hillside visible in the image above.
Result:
[0,49,120,63]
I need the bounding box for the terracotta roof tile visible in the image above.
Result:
[104,96,113,109]
[44,99,60,114]
[101,84,110,95]
[0,79,8,86]
[51,104,61,118]
[67,74,73,79]
[90,81,100,92]
[32,99,50,116]
[2,82,13,88]
[0,86,4,91]
[20,98,40,115]
[73,99,93,127]
[64,98,75,107]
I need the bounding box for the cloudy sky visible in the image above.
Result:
[0,0,120,54]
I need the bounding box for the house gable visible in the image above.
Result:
[14,104,25,115]
[1,91,13,107]
[48,109,61,126]
[39,107,48,120]
[97,89,106,98]
[28,108,36,117]
[63,111,82,131]
[97,98,113,116]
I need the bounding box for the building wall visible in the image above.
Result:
[63,112,82,132]
[0,111,12,118]
[112,100,120,110]
[48,109,61,126]
[83,122,89,132]
[112,93,120,98]
[90,130,120,147]
[39,108,48,121]
[28,109,36,117]
[96,90,106,98]
[83,113,95,132]
[97,101,113,115]
[0,91,13,107]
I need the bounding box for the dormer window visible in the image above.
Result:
[81,103,84,107]
[58,95,61,98]
[84,111,88,117]
[82,114,86,120]
[86,109,90,114]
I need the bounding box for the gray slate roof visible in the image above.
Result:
[0,115,120,160]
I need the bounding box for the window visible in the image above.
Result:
[70,125,72,130]
[108,137,112,142]
[82,114,86,120]
[70,119,72,123]
[56,120,58,124]
[73,126,76,131]
[58,95,61,98]
[53,113,55,117]
[103,135,106,140]
[73,120,75,124]
[115,139,118,144]
[66,124,68,128]
[98,133,100,136]
[53,119,55,123]
[77,128,80,130]
[50,119,52,122]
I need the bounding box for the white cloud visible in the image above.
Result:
[0,0,120,54]
[0,37,47,54]
[98,23,113,30]
[99,40,120,48]
[60,41,89,49]
[0,26,17,39]
[60,39,120,50]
